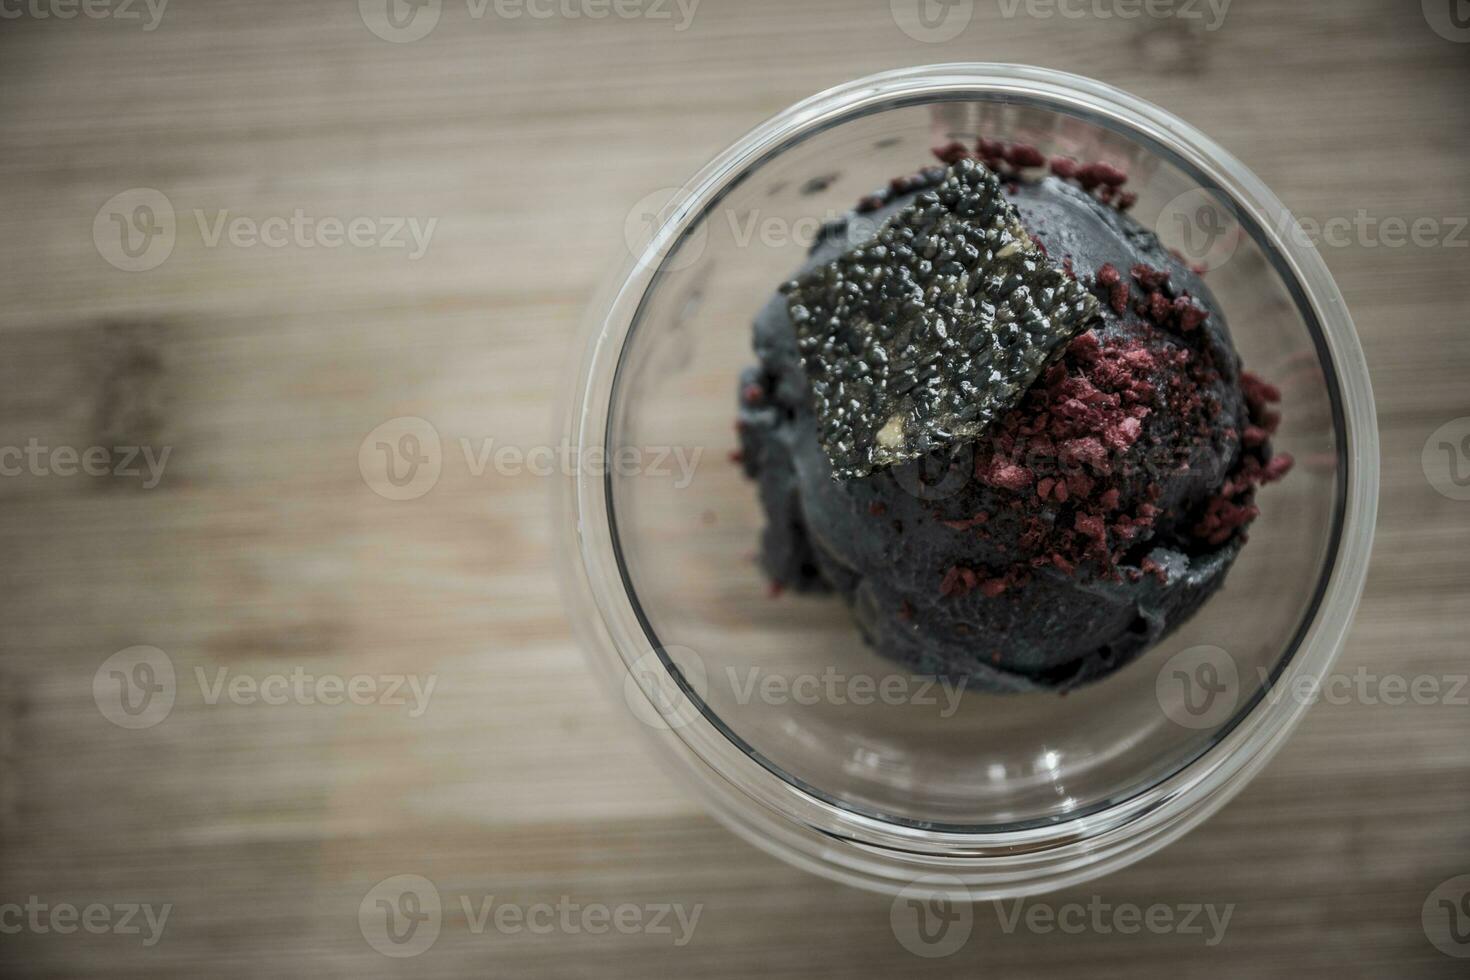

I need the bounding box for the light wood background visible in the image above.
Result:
[1,0,1467,976]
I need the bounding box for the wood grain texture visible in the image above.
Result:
[0,0,1467,976]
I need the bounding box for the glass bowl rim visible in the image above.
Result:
[556,63,1378,897]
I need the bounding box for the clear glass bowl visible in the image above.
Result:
[557,65,1377,898]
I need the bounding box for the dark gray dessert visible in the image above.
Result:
[736,147,1291,693]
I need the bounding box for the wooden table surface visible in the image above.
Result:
[1,0,1467,976]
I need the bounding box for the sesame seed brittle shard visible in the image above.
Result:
[783,159,1101,480]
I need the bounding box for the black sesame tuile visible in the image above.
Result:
[783,159,1101,480]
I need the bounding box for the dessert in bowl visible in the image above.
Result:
[739,150,1292,694]
[559,65,1376,897]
